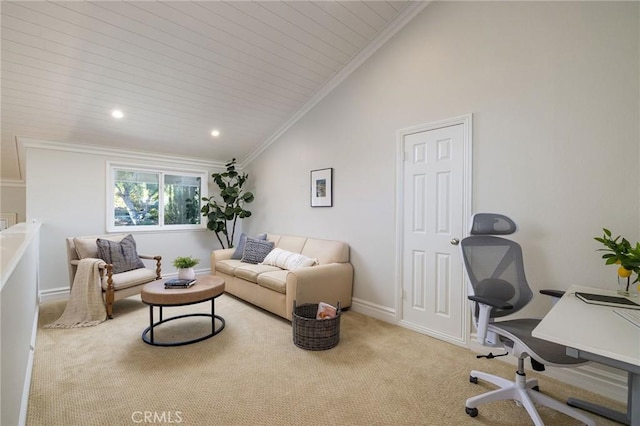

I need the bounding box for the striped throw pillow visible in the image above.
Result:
[240,238,274,264]
[96,234,145,274]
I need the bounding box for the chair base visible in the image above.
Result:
[465,368,595,426]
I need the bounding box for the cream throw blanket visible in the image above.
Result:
[45,258,107,328]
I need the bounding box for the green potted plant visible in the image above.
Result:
[201,158,254,249]
[173,256,200,280]
[594,228,640,296]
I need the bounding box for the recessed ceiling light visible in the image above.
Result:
[211,129,220,137]
[111,109,124,119]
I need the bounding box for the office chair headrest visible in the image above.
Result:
[469,213,518,235]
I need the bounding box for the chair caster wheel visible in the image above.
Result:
[466,407,478,417]
[469,376,478,384]
[532,385,540,392]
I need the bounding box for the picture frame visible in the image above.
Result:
[310,168,333,207]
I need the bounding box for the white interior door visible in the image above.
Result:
[398,116,471,346]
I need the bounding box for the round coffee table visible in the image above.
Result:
[141,275,225,346]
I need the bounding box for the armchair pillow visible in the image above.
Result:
[232,232,267,259]
[241,238,274,264]
[74,234,125,259]
[96,234,145,274]
[261,248,317,270]
[74,238,101,260]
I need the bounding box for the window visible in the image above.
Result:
[107,163,206,232]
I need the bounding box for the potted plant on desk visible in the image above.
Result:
[172,256,200,280]
[594,228,640,296]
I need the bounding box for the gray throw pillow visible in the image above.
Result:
[232,233,267,259]
[96,234,145,274]
[240,238,274,264]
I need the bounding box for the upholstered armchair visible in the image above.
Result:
[66,234,161,318]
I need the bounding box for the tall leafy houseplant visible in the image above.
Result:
[201,158,254,248]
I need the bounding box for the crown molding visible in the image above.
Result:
[17,137,227,172]
[239,1,431,168]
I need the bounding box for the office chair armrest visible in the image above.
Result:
[539,289,565,298]
[468,295,513,310]
[468,296,512,345]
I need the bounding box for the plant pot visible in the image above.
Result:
[617,275,637,297]
[178,267,195,280]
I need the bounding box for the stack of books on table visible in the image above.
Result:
[164,278,196,289]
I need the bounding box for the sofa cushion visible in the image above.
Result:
[231,233,267,260]
[266,234,281,246]
[261,248,317,270]
[96,235,145,274]
[257,270,288,294]
[234,263,281,284]
[101,268,157,290]
[241,238,274,264]
[216,259,245,276]
[275,235,307,253]
[301,238,349,265]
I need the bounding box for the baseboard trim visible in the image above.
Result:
[548,363,627,404]
[39,287,69,303]
[350,297,396,322]
[346,305,627,404]
[399,320,467,348]
[40,288,628,404]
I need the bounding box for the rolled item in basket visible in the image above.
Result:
[316,302,337,320]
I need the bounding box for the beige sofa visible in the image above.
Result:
[211,234,353,320]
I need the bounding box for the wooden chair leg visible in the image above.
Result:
[105,265,114,319]
[105,289,114,319]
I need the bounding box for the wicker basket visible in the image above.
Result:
[292,302,341,351]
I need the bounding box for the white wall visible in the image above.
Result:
[243,2,640,319]
[1,222,40,426]
[0,183,26,224]
[25,141,228,296]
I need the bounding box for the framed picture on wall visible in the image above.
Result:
[310,168,333,207]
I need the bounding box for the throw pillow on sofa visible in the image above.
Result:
[261,248,317,270]
[96,234,145,274]
[241,238,274,264]
[232,233,267,259]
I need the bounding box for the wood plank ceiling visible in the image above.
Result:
[0,1,422,181]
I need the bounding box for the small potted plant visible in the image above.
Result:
[172,256,200,280]
[594,229,640,296]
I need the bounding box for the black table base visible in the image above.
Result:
[142,298,225,347]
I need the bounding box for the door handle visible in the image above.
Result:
[450,238,460,245]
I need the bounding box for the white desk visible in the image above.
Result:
[532,285,640,425]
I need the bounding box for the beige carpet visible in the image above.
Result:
[28,294,625,425]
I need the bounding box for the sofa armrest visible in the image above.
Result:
[285,262,354,320]
[210,248,235,274]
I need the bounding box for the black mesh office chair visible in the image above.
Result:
[461,213,595,426]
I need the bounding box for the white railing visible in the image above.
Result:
[1,222,41,426]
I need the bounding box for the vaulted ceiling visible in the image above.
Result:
[1,1,426,182]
